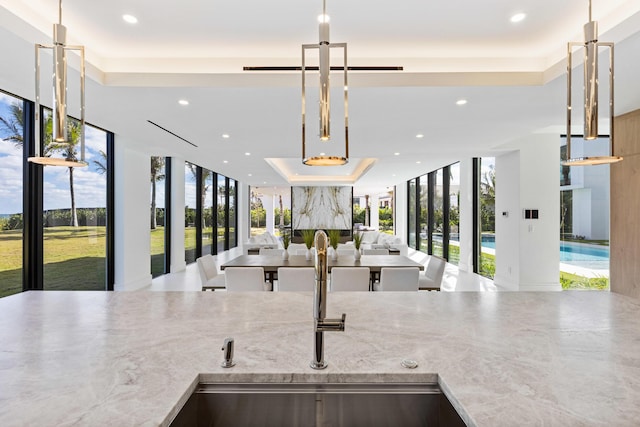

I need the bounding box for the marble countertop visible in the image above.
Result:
[1,291,640,426]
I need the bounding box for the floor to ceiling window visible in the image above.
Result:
[228,178,237,248]
[217,174,226,253]
[378,188,395,234]
[0,92,113,296]
[432,169,444,257]
[42,112,109,290]
[447,163,460,265]
[201,169,214,256]
[408,179,417,248]
[0,91,24,298]
[560,137,610,290]
[150,156,166,278]
[479,157,495,279]
[184,162,197,264]
[418,176,429,252]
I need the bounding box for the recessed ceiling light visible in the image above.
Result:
[392,174,396,177]
[178,99,189,106]
[122,14,138,24]
[456,99,468,106]
[223,160,228,164]
[263,181,267,184]
[510,12,526,23]
[222,134,230,139]
[416,161,421,164]
[394,152,400,156]
[245,152,251,156]
[320,152,326,156]
[416,134,424,138]
[248,173,252,177]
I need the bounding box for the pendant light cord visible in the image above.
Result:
[58,0,62,25]
[588,0,592,22]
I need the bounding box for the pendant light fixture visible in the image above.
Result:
[302,0,349,166]
[563,0,622,166]
[29,0,87,168]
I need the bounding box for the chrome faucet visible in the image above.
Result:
[310,230,346,370]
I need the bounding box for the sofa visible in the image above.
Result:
[243,231,283,254]
[353,231,408,256]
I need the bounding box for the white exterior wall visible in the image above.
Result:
[564,138,611,240]
[571,188,593,239]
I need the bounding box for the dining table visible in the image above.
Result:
[220,254,424,285]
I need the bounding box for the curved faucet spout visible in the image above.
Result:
[311,230,346,370]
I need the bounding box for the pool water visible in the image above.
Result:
[481,237,609,269]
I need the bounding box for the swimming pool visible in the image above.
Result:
[481,237,609,268]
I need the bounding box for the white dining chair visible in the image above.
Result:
[259,248,284,256]
[276,267,315,291]
[224,267,271,291]
[196,254,226,291]
[419,255,446,291]
[330,267,370,292]
[362,248,389,255]
[373,267,420,291]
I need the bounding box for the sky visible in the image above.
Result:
[0,92,107,215]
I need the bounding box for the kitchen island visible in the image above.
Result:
[1,291,640,426]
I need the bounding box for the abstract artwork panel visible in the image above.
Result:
[292,186,352,230]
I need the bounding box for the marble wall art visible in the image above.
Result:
[292,186,352,230]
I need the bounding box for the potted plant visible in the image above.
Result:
[353,231,363,261]
[281,230,291,260]
[328,229,341,260]
[301,229,315,260]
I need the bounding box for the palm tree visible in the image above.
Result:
[150,156,166,229]
[480,168,496,232]
[53,120,82,227]
[0,102,23,147]
[187,163,212,228]
[93,150,107,175]
[2,104,82,227]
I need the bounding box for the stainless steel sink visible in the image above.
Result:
[169,382,467,427]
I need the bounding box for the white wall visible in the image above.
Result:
[238,182,250,245]
[494,150,521,290]
[572,188,592,239]
[170,158,186,272]
[114,142,152,291]
[394,182,407,242]
[495,134,560,291]
[564,137,611,240]
[370,195,380,230]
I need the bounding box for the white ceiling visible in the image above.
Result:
[1,0,640,190]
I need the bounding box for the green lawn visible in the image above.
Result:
[0,229,22,297]
[151,227,166,277]
[560,272,609,290]
[0,226,108,298]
